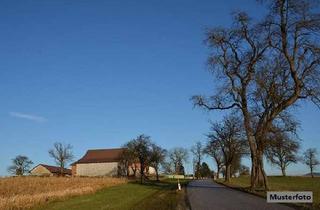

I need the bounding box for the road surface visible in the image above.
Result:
[187,179,294,210]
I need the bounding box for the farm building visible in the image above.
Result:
[71,148,155,177]
[30,164,72,176]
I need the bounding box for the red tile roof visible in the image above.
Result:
[72,148,125,165]
[34,164,72,175]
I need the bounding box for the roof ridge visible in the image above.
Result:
[72,148,125,165]
[87,148,123,151]
[39,164,70,170]
[31,164,71,175]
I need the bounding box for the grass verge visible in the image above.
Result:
[216,176,320,210]
[32,179,191,210]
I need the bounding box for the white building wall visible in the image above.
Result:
[127,166,156,176]
[30,165,52,176]
[148,166,156,175]
[76,162,118,176]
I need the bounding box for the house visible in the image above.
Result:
[71,148,155,177]
[30,164,72,176]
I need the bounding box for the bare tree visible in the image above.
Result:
[129,134,152,183]
[191,141,203,179]
[169,147,188,175]
[208,115,247,182]
[119,147,133,177]
[120,141,140,177]
[149,144,167,181]
[265,132,299,176]
[204,140,224,179]
[303,148,319,178]
[192,0,320,190]
[48,142,74,176]
[8,155,33,176]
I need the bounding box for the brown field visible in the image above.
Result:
[0,176,126,210]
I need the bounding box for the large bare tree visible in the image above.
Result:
[8,155,33,176]
[192,0,320,190]
[49,142,74,176]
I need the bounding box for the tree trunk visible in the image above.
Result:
[281,166,286,177]
[252,149,269,190]
[196,163,200,179]
[249,137,257,190]
[156,168,159,181]
[174,163,178,174]
[260,158,269,190]
[247,134,269,191]
[17,168,23,176]
[241,110,260,190]
[140,162,144,184]
[225,164,231,182]
[60,163,64,177]
[216,167,220,179]
[131,165,137,177]
[311,166,314,178]
[124,162,129,177]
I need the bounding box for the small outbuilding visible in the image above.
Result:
[30,164,72,176]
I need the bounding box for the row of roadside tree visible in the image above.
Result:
[191,0,320,190]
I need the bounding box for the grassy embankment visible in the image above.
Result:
[32,178,190,210]
[216,176,320,209]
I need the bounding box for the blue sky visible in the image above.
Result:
[0,0,319,176]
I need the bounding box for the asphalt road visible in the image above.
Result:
[187,179,294,210]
